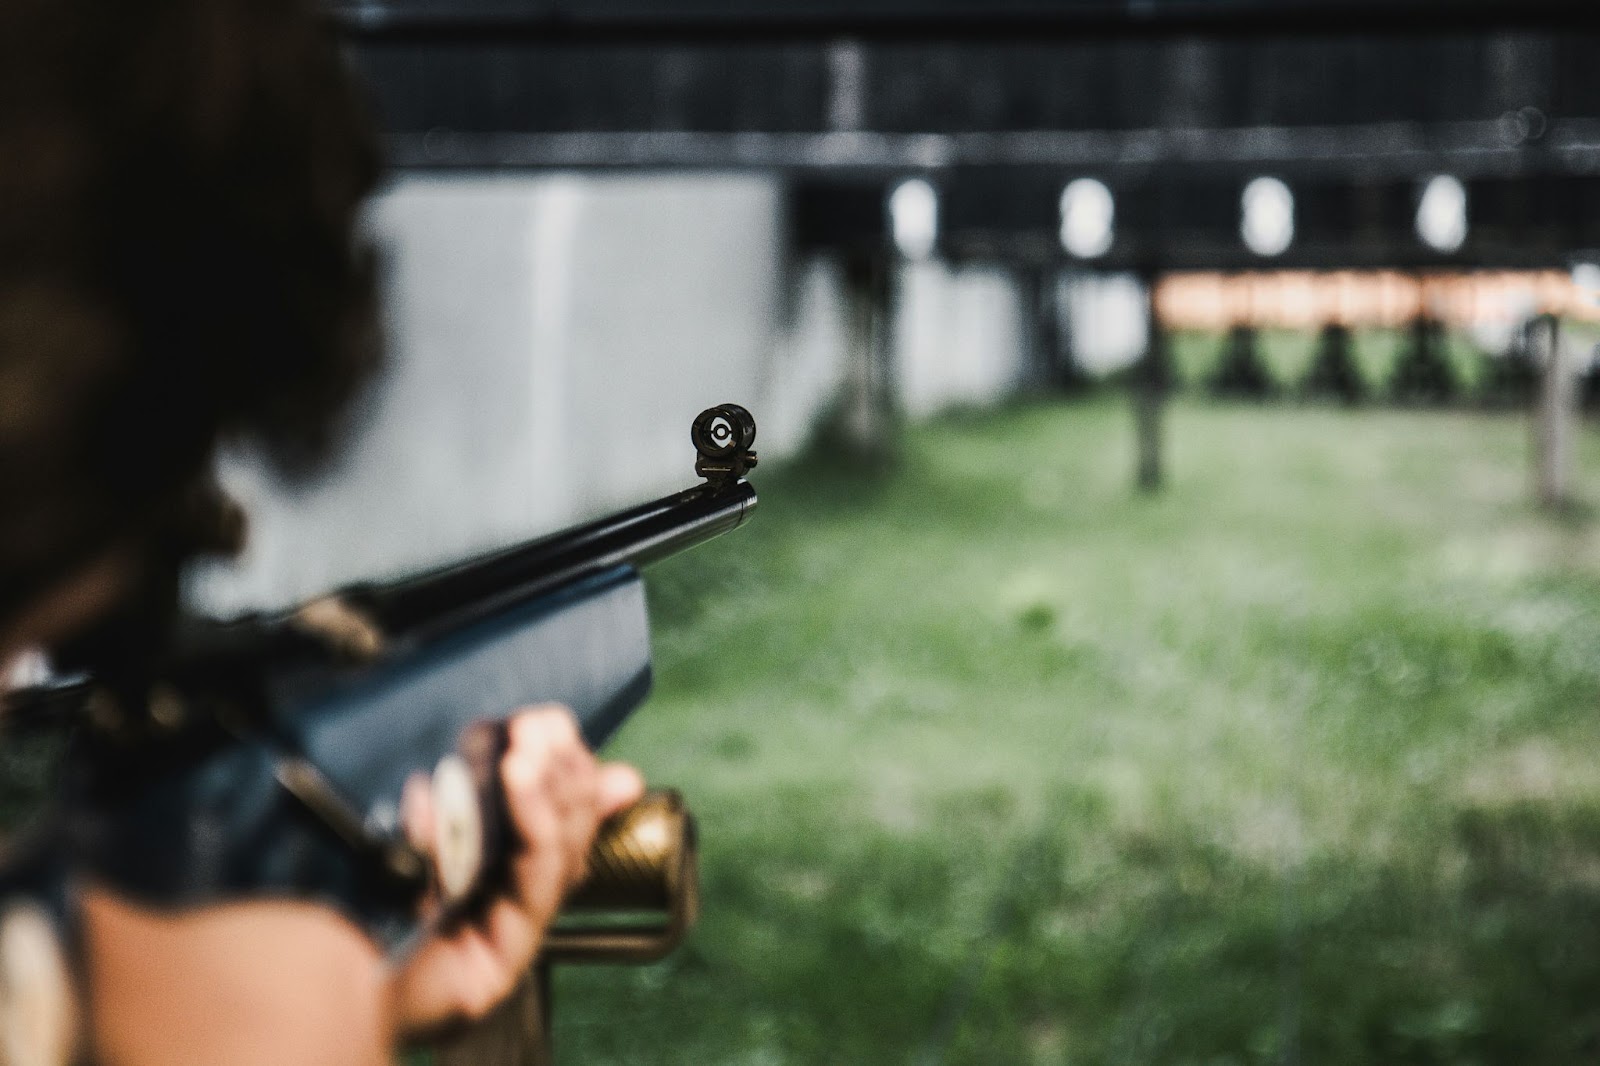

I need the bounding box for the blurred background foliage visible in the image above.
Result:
[555,383,1600,1065]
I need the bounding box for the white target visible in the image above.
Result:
[1060,178,1115,260]
[1416,175,1468,254]
[1241,177,1295,258]
[890,178,938,261]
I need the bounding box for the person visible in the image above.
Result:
[0,0,644,1062]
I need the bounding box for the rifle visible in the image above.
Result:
[0,403,759,1064]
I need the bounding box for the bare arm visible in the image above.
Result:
[79,706,642,1064]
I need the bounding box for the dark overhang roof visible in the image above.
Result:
[332,0,1598,40]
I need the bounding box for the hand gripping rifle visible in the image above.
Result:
[0,404,759,1063]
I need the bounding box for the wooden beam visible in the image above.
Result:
[1531,313,1576,509]
[1133,278,1167,492]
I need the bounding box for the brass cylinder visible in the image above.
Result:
[568,788,694,910]
[544,789,698,963]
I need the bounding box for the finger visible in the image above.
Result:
[502,709,585,816]
[596,762,646,818]
[550,769,601,890]
[502,792,568,920]
[502,721,599,862]
[499,731,586,841]
[399,771,447,922]
[399,771,435,854]
[507,704,580,753]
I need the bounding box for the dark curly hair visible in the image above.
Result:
[0,0,382,631]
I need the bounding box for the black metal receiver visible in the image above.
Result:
[0,404,758,955]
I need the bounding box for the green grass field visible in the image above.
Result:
[553,397,1600,1065]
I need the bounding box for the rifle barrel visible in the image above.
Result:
[350,480,757,640]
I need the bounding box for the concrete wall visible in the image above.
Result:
[193,173,805,613]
